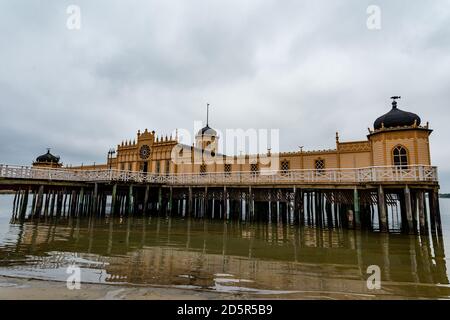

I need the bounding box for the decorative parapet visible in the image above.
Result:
[337,141,371,153]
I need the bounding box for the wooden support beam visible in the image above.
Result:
[30,189,36,218]
[429,188,442,236]
[417,191,426,234]
[19,188,29,219]
[35,185,44,218]
[70,189,77,216]
[203,186,207,218]
[56,191,63,217]
[78,187,84,216]
[404,186,414,234]
[353,188,361,229]
[378,185,388,232]
[188,186,193,217]
[111,184,117,216]
[142,185,149,216]
[169,186,173,215]
[223,186,227,220]
[249,186,254,220]
[49,190,56,217]
[92,183,98,215]
[12,190,19,218]
[128,185,134,215]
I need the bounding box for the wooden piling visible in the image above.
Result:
[143,185,149,216]
[222,186,227,219]
[418,191,426,234]
[429,188,442,236]
[378,186,388,232]
[353,188,361,229]
[49,191,56,217]
[35,185,44,217]
[404,186,414,234]
[19,188,29,219]
[56,191,63,217]
[128,185,134,215]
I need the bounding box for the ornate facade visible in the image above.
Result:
[73,97,433,174]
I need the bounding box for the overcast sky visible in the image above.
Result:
[1,0,450,190]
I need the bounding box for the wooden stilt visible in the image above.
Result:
[142,185,149,216]
[128,185,134,215]
[353,188,360,229]
[418,191,426,234]
[429,188,442,236]
[19,188,29,219]
[111,184,118,216]
[404,186,414,234]
[222,186,227,220]
[49,190,56,217]
[378,185,388,232]
[35,185,44,218]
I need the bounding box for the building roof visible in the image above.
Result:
[35,149,60,163]
[374,99,421,130]
[197,125,217,136]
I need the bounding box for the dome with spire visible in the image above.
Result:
[374,97,421,130]
[198,125,217,136]
[35,149,60,164]
[197,103,217,136]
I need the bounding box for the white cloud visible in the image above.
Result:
[1,0,450,190]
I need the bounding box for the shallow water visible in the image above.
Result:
[0,194,450,299]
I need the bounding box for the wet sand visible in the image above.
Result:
[0,275,244,300]
[0,276,385,300]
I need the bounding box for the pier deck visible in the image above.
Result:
[0,164,442,236]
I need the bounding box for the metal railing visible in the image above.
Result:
[0,164,438,185]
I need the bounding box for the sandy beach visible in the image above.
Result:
[0,275,247,300]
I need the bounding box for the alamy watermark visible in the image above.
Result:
[66,264,81,290]
[170,122,280,173]
[66,5,81,30]
[367,5,381,30]
[366,265,381,290]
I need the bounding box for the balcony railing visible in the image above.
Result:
[0,164,438,186]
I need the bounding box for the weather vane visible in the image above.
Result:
[390,96,401,108]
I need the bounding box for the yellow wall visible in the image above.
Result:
[72,126,432,174]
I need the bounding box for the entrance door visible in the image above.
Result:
[142,162,148,173]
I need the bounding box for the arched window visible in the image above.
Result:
[393,145,408,168]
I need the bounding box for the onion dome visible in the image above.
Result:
[36,149,60,163]
[198,125,217,136]
[374,96,421,130]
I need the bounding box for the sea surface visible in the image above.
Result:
[0,194,450,299]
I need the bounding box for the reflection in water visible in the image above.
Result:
[0,213,449,298]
